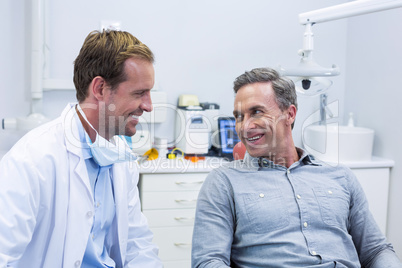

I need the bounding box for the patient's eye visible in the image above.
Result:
[252,110,263,116]
[234,113,243,121]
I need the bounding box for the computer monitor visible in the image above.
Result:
[218,117,240,160]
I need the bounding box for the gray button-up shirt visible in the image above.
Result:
[192,149,401,268]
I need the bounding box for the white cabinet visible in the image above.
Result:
[341,157,394,235]
[139,172,209,267]
[351,167,390,235]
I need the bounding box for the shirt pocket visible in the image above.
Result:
[313,186,350,228]
[241,190,289,233]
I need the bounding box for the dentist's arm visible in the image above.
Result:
[192,170,234,268]
[0,153,39,266]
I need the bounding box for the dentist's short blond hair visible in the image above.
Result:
[73,30,154,102]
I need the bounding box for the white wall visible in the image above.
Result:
[0,1,32,151]
[344,8,402,257]
[6,0,402,258]
[0,0,348,152]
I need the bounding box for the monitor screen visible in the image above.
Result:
[218,117,240,159]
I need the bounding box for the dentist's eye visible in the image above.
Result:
[133,90,147,97]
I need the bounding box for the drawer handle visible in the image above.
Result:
[174,216,195,221]
[174,242,192,247]
[175,181,204,185]
[175,199,197,203]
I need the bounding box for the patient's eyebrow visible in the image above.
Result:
[234,105,265,115]
[248,105,265,111]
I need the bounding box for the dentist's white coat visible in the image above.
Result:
[0,104,162,268]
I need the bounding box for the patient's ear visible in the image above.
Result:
[286,105,297,127]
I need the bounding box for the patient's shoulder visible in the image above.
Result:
[207,160,257,180]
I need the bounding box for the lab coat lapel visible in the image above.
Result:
[111,165,129,265]
[61,103,94,266]
[62,151,94,267]
[62,103,93,197]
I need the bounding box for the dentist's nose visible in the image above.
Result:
[140,91,153,112]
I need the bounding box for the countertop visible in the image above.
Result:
[138,156,395,174]
[324,156,395,169]
[0,149,394,173]
[138,157,227,174]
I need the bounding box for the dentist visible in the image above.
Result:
[0,30,162,267]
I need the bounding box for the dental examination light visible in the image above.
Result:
[279,0,402,96]
[279,22,340,96]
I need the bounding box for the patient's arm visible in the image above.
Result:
[368,249,402,268]
[191,170,234,268]
[347,170,402,268]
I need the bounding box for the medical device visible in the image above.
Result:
[175,95,210,155]
[130,129,152,155]
[217,117,240,160]
[279,0,402,96]
[200,102,220,149]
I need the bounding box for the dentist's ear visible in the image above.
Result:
[91,76,107,101]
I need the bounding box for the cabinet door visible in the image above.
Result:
[142,191,200,210]
[152,226,194,261]
[144,209,196,227]
[141,173,207,192]
[140,172,209,263]
[163,260,191,268]
[351,167,390,235]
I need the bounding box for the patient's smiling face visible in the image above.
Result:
[233,82,290,158]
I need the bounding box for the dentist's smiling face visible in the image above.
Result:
[233,82,289,158]
[103,57,154,138]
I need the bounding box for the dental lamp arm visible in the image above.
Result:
[282,0,402,79]
[299,0,402,25]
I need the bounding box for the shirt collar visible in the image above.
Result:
[74,108,92,160]
[298,147,322,166]
[242,147,321,171]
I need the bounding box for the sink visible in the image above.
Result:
[303,125,375,163]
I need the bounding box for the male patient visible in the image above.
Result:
[191,67,402,268]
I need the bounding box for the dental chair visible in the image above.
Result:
[233,142,247,160]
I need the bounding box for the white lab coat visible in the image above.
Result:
[0,104,162,268]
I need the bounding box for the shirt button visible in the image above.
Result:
[87,211,93,218]
[304,222,308,228]
[74,260,81,267]
[259,193,265,198]
[328,190,333,194]
[296,195,301,199]
[312,251,317,255]
[287,170,290,174]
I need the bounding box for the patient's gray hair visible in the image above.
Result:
[233,67,298,112]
